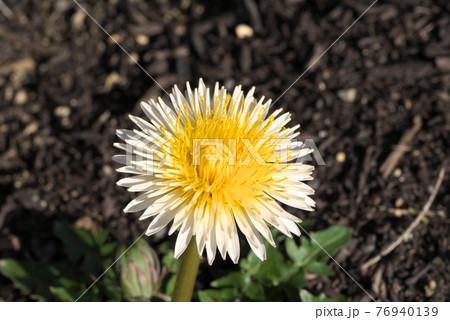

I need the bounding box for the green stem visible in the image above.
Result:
[171,237,200,302]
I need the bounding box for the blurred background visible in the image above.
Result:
[0,0,449,301]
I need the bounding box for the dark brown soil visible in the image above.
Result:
[0,0,449,301]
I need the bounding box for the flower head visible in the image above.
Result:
[114,79,315,264]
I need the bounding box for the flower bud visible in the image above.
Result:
[117,239,163,300]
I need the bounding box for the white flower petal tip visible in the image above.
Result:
[114,79,315,264]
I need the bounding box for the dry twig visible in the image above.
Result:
[0,0,14,20]
[380,116,422,179]
[361,167,446,271]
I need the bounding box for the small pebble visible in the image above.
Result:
[23,122,38,136]
[54,106,71,117]
[435,57,450,72]
[395,197,404,207]
[312,112,321,121]
[105,72,121,91]
[336,152,346,163]
[102,165,113,176]
[404,99,412,110]
[71,9,86,31]
[127,52,139,64]
[318,82,326,91]
[136,34,149,46]
[425,280,437,297]
[337,88,357,102]
[393,168,402,177]
[5,86,14,101]
[108,33,122,44]
[318,130,328,139]
[429,280,437,290]
[70,190,79,198]
[235,24,254,39]
[14,90,28,105]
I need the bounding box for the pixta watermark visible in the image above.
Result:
[123,134,325,175]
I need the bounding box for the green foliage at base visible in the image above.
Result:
[0,221,352,302]
[197,225,352,302]
[0,222,151,301]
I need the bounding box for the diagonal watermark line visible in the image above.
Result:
[297,224,377,302]
[272,0,378,106]
[75,231,146,302]
[72,0,169,96]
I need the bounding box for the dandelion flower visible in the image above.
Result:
[114,79,315,265]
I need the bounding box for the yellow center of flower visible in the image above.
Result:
[161,95,287,210]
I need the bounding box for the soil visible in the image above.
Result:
[0,0,449,301]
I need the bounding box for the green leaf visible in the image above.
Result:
[100,242,118,261]
[286,237,314,264]
[300,289,349,302]
[251,242,297,286]
[94,229,109,245]
[285,238,301,262]
[49,286,76,302]
[0,259,57,301]
[165,275,177,297]
[305,261,334,276]
[301,226,352,266]
[211,272,246,289]
[288,268,307,289]
[239,248,262,273]
[198,288,238,302]
[54,222,94,260]
[244,281,265,301]
[53,222,103,274]
[300,219,315,229]
[162,251,180,273]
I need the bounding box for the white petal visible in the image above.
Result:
[244,207,275,247]
[116,166,144,174]
[233,207,266,261]
[205,217,217,265]
[145,208,177,236]
[129,114,157,133]
[227,227,240,264]
[216,219,227,260]
[117,176,152,187]
[123,192,153,213]
[174,214,194,258]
